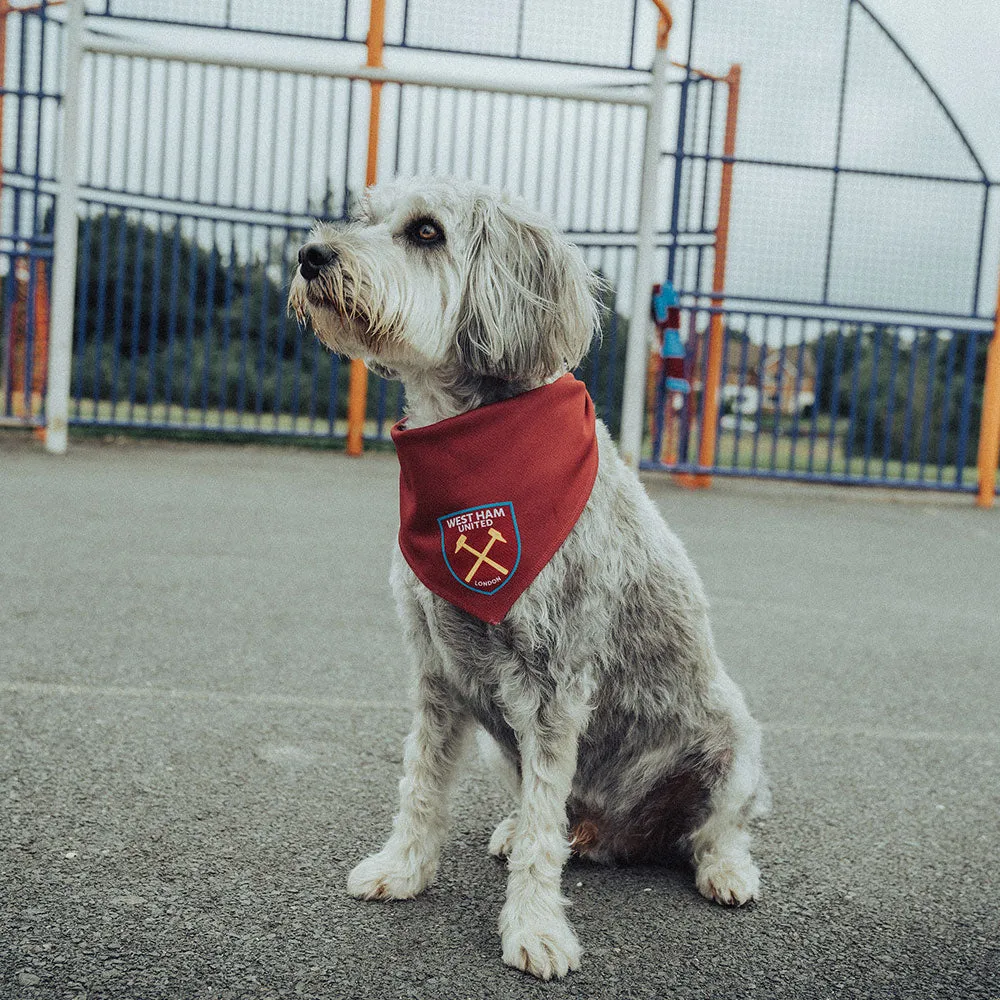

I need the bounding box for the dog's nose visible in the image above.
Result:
[297,242,337,281]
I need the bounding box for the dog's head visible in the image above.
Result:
[288,177,600,389]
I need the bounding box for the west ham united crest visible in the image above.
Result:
[438,502,521,595]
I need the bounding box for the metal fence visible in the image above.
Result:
[53,38,652,441]
[2,0,998,500]
[655,307,990,491]
[643,0,998,497]
[89,0,664,71]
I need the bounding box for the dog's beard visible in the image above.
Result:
[290,262,406,360]
[291,253,463,379]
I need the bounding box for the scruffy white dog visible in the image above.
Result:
[289,177,767,981]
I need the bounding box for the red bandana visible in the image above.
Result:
[391,374,599,625]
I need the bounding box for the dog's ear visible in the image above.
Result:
[454,197,600,380]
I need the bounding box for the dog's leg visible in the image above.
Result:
[689,682,765,907]
[476,730,521,859]
[347,675,471,901]
[498,696,586,980]
[487,813,519,859]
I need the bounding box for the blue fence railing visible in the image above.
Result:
[63,198,629,441]
[66,204,353,439]
[645,305,991,492]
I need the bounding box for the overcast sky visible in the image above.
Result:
[54,0,999,321]
[869,0,1000,176]
[100,0,1000,178]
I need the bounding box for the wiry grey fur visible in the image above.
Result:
[289,176,768,981]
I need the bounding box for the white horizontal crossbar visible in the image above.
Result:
[80,31,653,107]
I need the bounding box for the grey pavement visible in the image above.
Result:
[2,432,999,1000]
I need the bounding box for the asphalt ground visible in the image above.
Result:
[2,432,999,1000]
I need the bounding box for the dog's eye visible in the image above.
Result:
[406,219,444,246]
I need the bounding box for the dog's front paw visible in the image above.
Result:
[346,847,436,901]
[696,854,761,907]
[500,903,581,980]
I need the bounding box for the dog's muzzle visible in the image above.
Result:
[297,242,337,281]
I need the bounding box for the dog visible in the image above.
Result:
[289,176,767,980]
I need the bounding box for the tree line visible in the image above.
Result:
[62,209,627,431]
[42,209,985,462]
[813,323,987,465]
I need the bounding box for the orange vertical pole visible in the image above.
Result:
[650,0,672,48]
[2,2,62,425]
[976,266,1000,508]
[345,0,386,456]
[688,64,741,487]
[33,258,49,394]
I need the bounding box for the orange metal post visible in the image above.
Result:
[1,1,64,425]
[25,259,49,428]
[976,267,1000,508]
[345,0,386,456]
[10,257,49,422]
[648,0,672,49]
[675,64,740,490]
[33,258,49,393]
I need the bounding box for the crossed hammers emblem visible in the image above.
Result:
[454,528,509,583]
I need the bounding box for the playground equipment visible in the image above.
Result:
[650,280,690,466]
[646,59,740,489]
[4,0,996,505]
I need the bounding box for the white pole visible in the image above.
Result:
[82,34,651,107]
[618,42,670,470]
[44,0,86,455]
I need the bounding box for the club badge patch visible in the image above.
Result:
[438,502,521,596]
